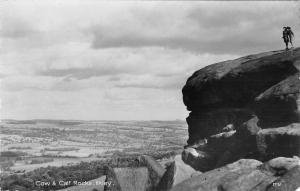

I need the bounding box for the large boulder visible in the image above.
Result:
[104,155,165,191]
[105,167,150,191]
[170,159,265,191]
[141,155,166,189]
[266,166,300,191]
[171,157,299,191]
[256,123,300,160]
[156,155,201,191]
[178,48,300,191]
[217,169,276,191]
[181,147,215,171]
[261,156,300,176]
[183,48,300,145]
[104,166,122,191]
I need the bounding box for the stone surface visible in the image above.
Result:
[186,108,253,144]
[255,73,300,128]
[157,155,201,191]
[183,50,299,111]
[113,167,149,191]
[181,147,215,172]
[237,115,261,136]
[218,169,276,191]
[185,116,262,170]
[171,157,299,191]
[170,159,264,191]
[141,155,165,189]
[175,48,300,191]
[104,166,122,191]
[256,123,300,160]
[104,155,166,191]
[266,166,300,191]
[183,48,300,145]
[262,156,300,176]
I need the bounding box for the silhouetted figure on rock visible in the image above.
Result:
[283,26,294,50]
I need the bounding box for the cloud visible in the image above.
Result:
[108,76,121,82]
[28,44,236,81]
[1,1,299,120]
[39,68,125,80]
[1,45,236,93]
[90,2,300,54]
[114,74,184,90]
[0,17,37,39]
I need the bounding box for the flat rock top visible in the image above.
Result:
[183,48,300,111]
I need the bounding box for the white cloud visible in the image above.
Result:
[0,1,299,120]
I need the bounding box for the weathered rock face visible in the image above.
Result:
[156,155,201,191]
[171,157,300,191]
[141,155,166,188]
[183,49,300,144]
[177,49,300,191]
[186,108,253,144]
[104,155,165,191]
[182,115,262,171]
[255,72,300,128]
[181,147,215,171]
[104,166,122,191]
[266,166,300,191]
[261,156,300,176]
[170,159,268,191]
[256,123,300,160]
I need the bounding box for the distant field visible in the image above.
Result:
[0,120,187,174]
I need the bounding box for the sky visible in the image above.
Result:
[0,1,300,120]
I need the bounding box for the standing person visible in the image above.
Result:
[282,26,294,50]
[286,26,294,48]
[283,27,289,50]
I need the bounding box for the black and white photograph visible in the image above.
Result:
[1,1,300,191]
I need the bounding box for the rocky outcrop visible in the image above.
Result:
[183,49,300,144]
[174,48,300,191]
[181,48,300,165]
[104,155,165,191]
[171,157,300,191]
[170,159,270,191]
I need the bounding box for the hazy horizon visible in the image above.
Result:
[1,1,300,120]
[1,118,186,121]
